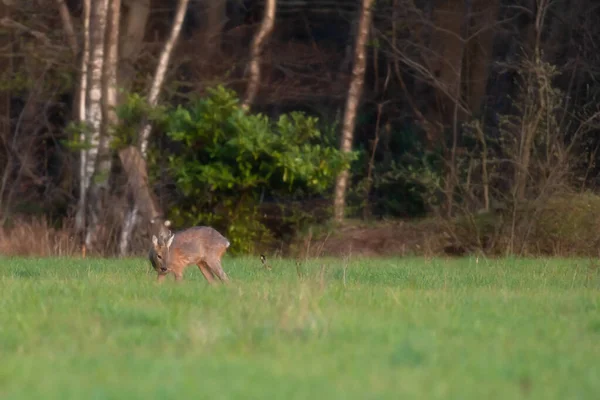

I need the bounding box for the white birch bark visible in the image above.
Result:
[333,0,374,222]
[105,0,121,130]
[119,207,138,256]
[97,0,120,178]
[241,0,276,110]
[84,0,109,194]
[82,0,121,252]
[119,0,189,255]
[83,0,110,250]
[74,0,91,235]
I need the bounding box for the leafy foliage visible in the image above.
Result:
[143,86,354,253]
[347,118,442,219]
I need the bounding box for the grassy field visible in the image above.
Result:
[0,255,599,399]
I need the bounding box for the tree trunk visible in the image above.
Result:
[241,0,276,110]
[54,0,78,55]
[118,0,150,104]
[105,0,121,128]
[119,0,189,256]
[83,0,121,252]
[464,0,500,115]
[83,0,110,252]
[201,0,227,57]
[138,0,189,157]
[339,7,359,75]
[74,0,91,238]
[333,0,374,223]
[118,146,171,255]
[98,0,121,177]
[120,0,150,62]
[0,0,12,216]
[444,0,472,217]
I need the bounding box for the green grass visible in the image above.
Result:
[0,256,599,399]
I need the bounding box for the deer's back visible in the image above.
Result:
[171,226,230,258]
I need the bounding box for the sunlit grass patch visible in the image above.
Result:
[0,255,598,399]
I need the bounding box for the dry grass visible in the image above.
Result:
[0,214,160,258]
[294,218,451,258]
[5,191,600,259]
[0,217,80,257]
[293,192,600,258]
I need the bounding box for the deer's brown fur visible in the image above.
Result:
[149,226,231,284]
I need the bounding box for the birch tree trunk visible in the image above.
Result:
[119,0,189,256]
[333,0,374,222]
[98,0,121,176]
[105,0,121,127]
[74,0,91,238]
[82,0,122,252]
[138,0,189,157]
[83,0,110,251]
[241,0,276,110]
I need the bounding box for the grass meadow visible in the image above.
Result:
[0,255,599,399]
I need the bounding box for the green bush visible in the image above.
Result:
[145,86,355,254]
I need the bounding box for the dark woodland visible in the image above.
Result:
[2,0,600,258]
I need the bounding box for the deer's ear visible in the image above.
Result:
[166,234,175,248]
[152,235,159,247]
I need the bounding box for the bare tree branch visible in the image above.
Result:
[0,17,51,46]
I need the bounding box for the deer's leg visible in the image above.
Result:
[197,261,217,285]
[207,257,229,283]
[170,263,186,283]
[157,273,167,283]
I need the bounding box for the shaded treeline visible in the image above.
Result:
[1,0,600,257]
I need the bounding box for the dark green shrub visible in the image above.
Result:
[137,86,354,254]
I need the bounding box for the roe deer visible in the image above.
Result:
[149,226,231,284]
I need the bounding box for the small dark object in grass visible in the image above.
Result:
[260,254,272,270]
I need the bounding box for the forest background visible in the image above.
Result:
[1,0,600,259]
